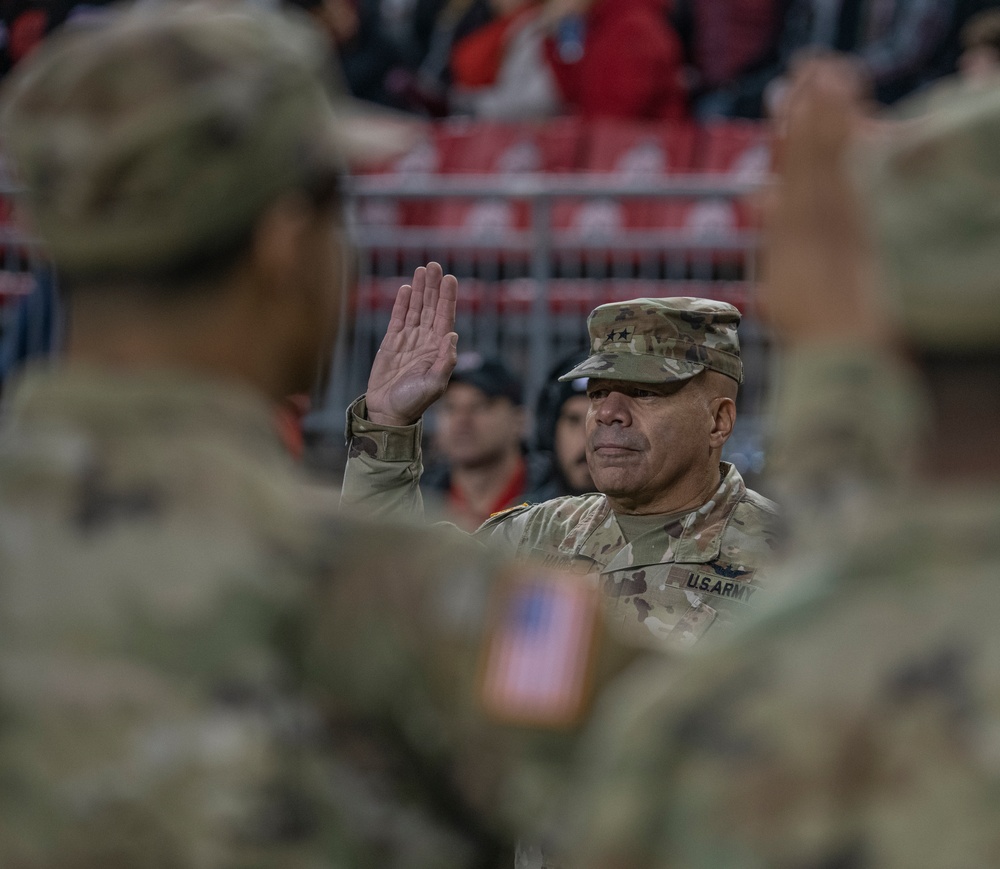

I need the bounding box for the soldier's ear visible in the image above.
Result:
[709,396,736,448]
[248,194,316,298]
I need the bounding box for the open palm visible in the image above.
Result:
[365,262,459,426]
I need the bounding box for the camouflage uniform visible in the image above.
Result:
[344,299,781,651]
[0,366,458,867]
[0,6,640,866]
[562,80,1000,869]
[0,364,647,867]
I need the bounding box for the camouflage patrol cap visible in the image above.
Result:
[0,2,413,276]
[559,297,743,385]
[864,81,1000,349]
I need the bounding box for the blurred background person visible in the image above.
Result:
[525,350,595,502]
[541,0,689,120]
[405,0,495,115]
[284,0,453,111]
[448,0,561,119]
[958,6,1000,80]
[425,352,550,529]
[0,262,62,393]
[758,0,956,117]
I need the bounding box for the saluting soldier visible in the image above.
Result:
[344,288,781,650]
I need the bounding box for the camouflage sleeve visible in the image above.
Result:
[766,344,925,543]
[340,394,427,520]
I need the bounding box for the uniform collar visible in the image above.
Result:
[573,463,748,572]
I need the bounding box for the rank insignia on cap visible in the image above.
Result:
[478,568,601,728]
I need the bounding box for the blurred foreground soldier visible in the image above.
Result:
[344,287,780,650]
[563,65,1000,869]
[0,5,640,866]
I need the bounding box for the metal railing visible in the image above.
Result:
[323,173,767,437]
[0,172,770,475]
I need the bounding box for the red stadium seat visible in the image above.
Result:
[435,117,583,236]
[696,121,772,178]
[354,118,584,254]
[353,122,496,228]
[556,121,697,239]
[689,121,772,232]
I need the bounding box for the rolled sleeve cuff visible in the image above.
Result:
[344,395,423,462]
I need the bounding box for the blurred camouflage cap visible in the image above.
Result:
[0,2,415,276]
[864,80,1000,349]
[559,297,743,385]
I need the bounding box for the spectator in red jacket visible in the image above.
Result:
[542,0,688,120]
[449,0,561,118]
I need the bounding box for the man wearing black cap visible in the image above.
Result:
[424,353,549,530]
[525,351,596,503]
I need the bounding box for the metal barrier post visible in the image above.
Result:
[527,191,553,413]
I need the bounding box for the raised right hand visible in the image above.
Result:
[365,262,459,426]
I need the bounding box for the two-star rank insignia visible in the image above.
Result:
[605,328,632,342]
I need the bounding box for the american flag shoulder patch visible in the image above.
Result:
[478,568,601,729]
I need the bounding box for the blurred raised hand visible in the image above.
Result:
[761,58,891,347]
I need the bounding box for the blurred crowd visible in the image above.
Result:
[418,351,593,530]
[5,0,1000,120]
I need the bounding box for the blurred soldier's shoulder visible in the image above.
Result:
[567,490,1000,868]
[0,366,334,552]
[0,365,506,865]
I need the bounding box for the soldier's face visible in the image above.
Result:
[585,376,716,513]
